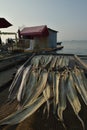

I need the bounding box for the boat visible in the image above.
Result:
[57,41,62,45]
[56,42,63,50]
[24,46,64,53]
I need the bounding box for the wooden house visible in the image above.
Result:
[18,25,58,50]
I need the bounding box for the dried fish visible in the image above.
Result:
[0,54,87,130]
[9,65,24,93]
[66,72,84,130]
[22,69,39,106]
[57,74,66,121]
[40,55,53,68]
[53,71,60,114]
[72,67,87,105]
[0,95,47,125]
[25,69,48,106]
[17,65,31,102]
[50,56,57,69]
[8,67,25,101]
[31,55,42,68]
[77,68,87,91]
[43,82,53,117]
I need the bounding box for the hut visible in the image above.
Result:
[18,25,58,50]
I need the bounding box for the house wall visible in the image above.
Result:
[34,37,49,50]
[34,29,57,49]
[17,37,49,50]
[17,39,30,49]
[48,29,57,48]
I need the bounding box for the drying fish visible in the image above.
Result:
[9,53,35,93]
[49,56,57,69]
[58,56,63,68]
[25,69,48,106]
[40,55,53,68]
[8,67,25,101]
[55,56,59,68]
[66,72,81,114]
[17,65,31,102]
[0,54,87,130]
[43,82,53,117]
[22,69,40,106]
[0,95,47,125]
[66,72,85,130]
[53,71,60,114]
[30,55,42,68]
[77,68,87,91]
[9,65,24,93]
[55,71,60,106]
[64,56,69,67]
[60,56,65,68]
[57,74,66,121]
[72,67,87,105]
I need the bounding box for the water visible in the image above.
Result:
[57,40,87,55]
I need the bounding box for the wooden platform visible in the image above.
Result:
[24,46,64,53]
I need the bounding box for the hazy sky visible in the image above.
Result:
[0,0,87,41]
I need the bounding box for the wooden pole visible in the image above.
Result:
[74,55,87,70]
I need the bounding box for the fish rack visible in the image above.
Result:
[0,53,87,130]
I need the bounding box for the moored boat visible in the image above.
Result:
[57,41,62,45]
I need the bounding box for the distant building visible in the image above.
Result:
[18,25,58,50]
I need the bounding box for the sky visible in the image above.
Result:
[0,0,87,42]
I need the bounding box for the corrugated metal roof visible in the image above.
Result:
[20,25,47,35]
[0,18,12,28]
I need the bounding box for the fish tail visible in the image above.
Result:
[77,114,85,130]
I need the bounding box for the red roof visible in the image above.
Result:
[20,25,49,37]
[0,18,12,28]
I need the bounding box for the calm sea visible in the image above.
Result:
[57,40,87,55]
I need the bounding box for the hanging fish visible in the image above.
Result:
[66,71,85,130]
[53,71,60,114]
[57,74,66,121]
[17,65,31,102]
[72,67,87,105]
[0,95,48,125]
[43,82,53,117]
[21,69,40,106]
[25,69,48,106]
